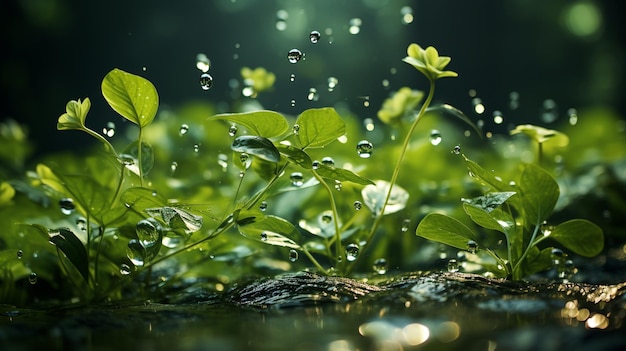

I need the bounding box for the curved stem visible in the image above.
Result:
[311,170,343,270]
[511,218,542,279]
[349,79,436,273]
[137,128,144,187]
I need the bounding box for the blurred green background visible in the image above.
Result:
[1,0,624,155]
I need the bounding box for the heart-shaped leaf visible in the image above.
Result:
[210,110,289,139]
[295,108,345,149]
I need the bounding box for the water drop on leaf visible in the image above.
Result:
[228,125,238,137]
[321,157,335,166]
[353,200,362,211]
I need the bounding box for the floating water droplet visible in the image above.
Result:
[429,130,442,145]
[334,180,342,191]
[195,53,211,73]
[17,249,23,259]
[120,264,132,275]
[136,218,162,248]
[363,118,375,131]
[259,201,268,211]
[102,121,116,137]
[275,9,288,31]
[126,239,145,266]
[228,125,238,137]
[239,152,250,167]
[260,232,268,241]
[353,200,362,210]
[312,160,320,169]
[345,243,359,262]
[289,249,299,262]
[76,218,87,232]
[567,108,578,125]
[493,110,504,124]
[200,73,213,90]
[290,172,304,187]
[466,240,478,254]
[373,258,388,274]
[472,98,485,114]
[290,74,296,82]
[541,99,558,123]
[287,48,303,63]
[509,91,520,110]
[349,18,362,34]
[292,124,300,135]
[400,6,414,24]
[179,124,189,136]
[307,87,319,101]
[28,272,37,285]
[290,99,296,107]
[309,30,321,43]
[327,77,338,92]
[193,144,200,153]
[551,248,564,265]
[356,140,373,158]
[452,145,461,154]
[401,219,411,232]
[321,156,335,166]
[59,198,75,215]
[447,259,459,272]
[170,161,178,173]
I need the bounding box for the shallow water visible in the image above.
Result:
[2,272,625,351]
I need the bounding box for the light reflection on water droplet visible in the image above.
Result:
[401,219,411,232]
[259,201,268,211]
[217,153,228,171]
[290,74,296,82]
[290,99,296,107]
[452,145,461,154]
[373,258,388,274]
[353,200,362,210]
[345,244,359,262]
[327,77,338,91]
[170,161,178,173]
[466,240,478,254]
[292,124,300,135]
[17,249,23,259]
[28,272,37,285]
[200,73,213,90]
[102,122,116,137]
[309,30,321,43]
[334,180,342,191]
[120,264,132,275]
[472,98,485,114]
[127,239,145,266]
[447,259,459,272]
[287,48,303,64]
[349,18,362,34]
[429,130,442,145]
[228,125,238,137]
[493,110,504,124]
[321,157,335,166]
[312,160,320,169]
[289,249,299,262]
[179,124,189,136]
[195,53,211,73]
[401,6,414,24]
[260,232,268,241]
[59,198,75,215]
[363,118,375,131]
[307,88,319,101]
[290,172,304,187]
[568,108,578,125]
[356,140,373,158]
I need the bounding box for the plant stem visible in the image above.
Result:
[349,79,436,273]
[311,170,343,270]
[511,218,542,279]
[137,128,144,187]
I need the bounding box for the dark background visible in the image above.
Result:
[1,0,624,155]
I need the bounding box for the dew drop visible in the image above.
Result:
[193,144,200,153]
[466,240,478,254]
[309,30,321,43]
[290,74,296,82]
[327,77,338,92]
[287,48,303,64]
[321,156,335,166]
[179,124,189,136]
[259,201,268,211]
[363,118,375,131]
[401,219,411,232]
[292,124,300,135]
[28,272,38,285]
[429,130,442,145]
[170,161,178,173]
[228,125,238,137]
[17,249,23,259]
[200,73,213,90]
[290,99,296,107]
[196,53,211,73]
[334,180,342,191]
[356,140,373,158]
[472,98,485,114]
[551,248,565,265]
[120,264,132,276]
[312,160,320,169]
[289,249,299,262]
[447,259,459,272]
[127,239,145,266]
[260,232,268,241]
[373,258,388,274]
[239,152,250,166]
[452,145,461,155]
[59,198,75,215]
[136,218,162,248]
[102,121,116,137]
[290,172,304,187]
[345,243,359,262]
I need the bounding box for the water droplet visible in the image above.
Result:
[217,153,228,171]
[401,219,411,232]
[551,248,564,265]
[320,212,333,224]
[102,121,116,137]
[136,218,162,248]
[334,180,342,191]
[309,30,321,43]
[447,259,459,272]
[259,201,268,211]
[239,152,251,168]
[356,140,373,158]
[567,108,578,125]
[353,200,362,211]
[170,161,178,173]
[541,99,558,123]
[373,258,388,274]
[452,145,461,155]
[327,77,338,92]
[400,6,414,24]
[193,144,200,153]
[307,88,319,101]
[312,160,320,169]
[196,53,211,73]
[17,249,23,259]
[429,130,442,145]
[472,97,485,114]
[290,74,296,82]
[363,118,375,131]
[349,18,362,34]
[228,125,238,137]
[275,9,288,31]
[76,218,87,232]
[289,249,299,262]
[345,243,359,262]
[290,99,296,107]
[493,110,504,124]
[509,91,520,110]
[200,73,213,91]
[260,232,268,241]
[59,198,75,215]
[28,272,38,285]
[321,157,335,166]
[292,124,300,135]
[466,240,478,254]
[120,264,132,275]
[287,48,303,64]
[179,124,189,136]
[290,172,304,187]
[127,239,145,266]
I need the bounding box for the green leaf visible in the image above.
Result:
[462,192,516,213]
[121,187,168,210]
[519,163,559,224]
[0,181,15,205]
[121,141,154,176]
[295,108,346,148]
[101,68,159,128]
[549,219,604,257]
[510,124,569,147]
[210,110,289,139]
[57,98,91,131]
[47,227,89,282]
[277,144,312,169]
[231,135,281,163]
[523,247,554,277]
[237,212,302,249]
[145,206,203,234]
[462,203,514,234]
[416,213,479,251]
[314,164,375,185]
[464,156,512,192]
[251,157,280,181]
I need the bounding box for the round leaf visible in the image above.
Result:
[102,68,159,128]
[295,108,346,149]
[549,219,604,257]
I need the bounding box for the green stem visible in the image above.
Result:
[511,218,542,279]
[311,170,343,270]
[137,128,144,187]
[350,79,437,273]
[537,142,543,166]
